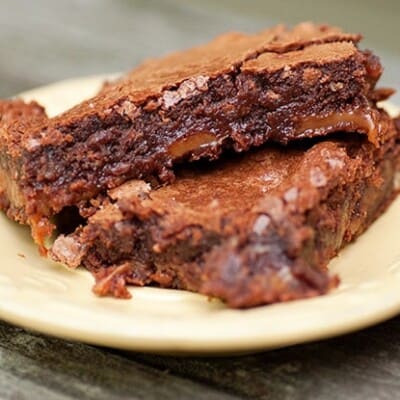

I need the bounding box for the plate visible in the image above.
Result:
[1,76,400,355]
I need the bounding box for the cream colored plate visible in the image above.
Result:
[1,76,400,355]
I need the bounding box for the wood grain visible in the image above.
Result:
[132,317,400,400]
[0,322,240,400]
[3,317,400,400]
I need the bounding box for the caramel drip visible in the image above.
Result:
[169,132,217,158]
[297,110,379,144]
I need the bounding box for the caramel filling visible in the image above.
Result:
[169,132,217,158]
[298,110,378,144]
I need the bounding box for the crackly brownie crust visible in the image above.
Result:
[0,23,394,249]
[51,124,400,308]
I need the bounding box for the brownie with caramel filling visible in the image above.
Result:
[0,23,394,249]
[51,125,400,308]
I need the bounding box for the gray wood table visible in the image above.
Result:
[1,1,399,399]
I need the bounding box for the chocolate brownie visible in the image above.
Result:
[0,23,394,249]
[51,125,400,308]
[0,100,51,243]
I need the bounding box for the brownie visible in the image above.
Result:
[51,124,400,308]
[0,100,51,244]
[395,116,400,133]
[0,23,394,249]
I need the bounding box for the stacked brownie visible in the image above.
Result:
[1,23,399,307]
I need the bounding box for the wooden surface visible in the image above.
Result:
[1,1,400,399]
